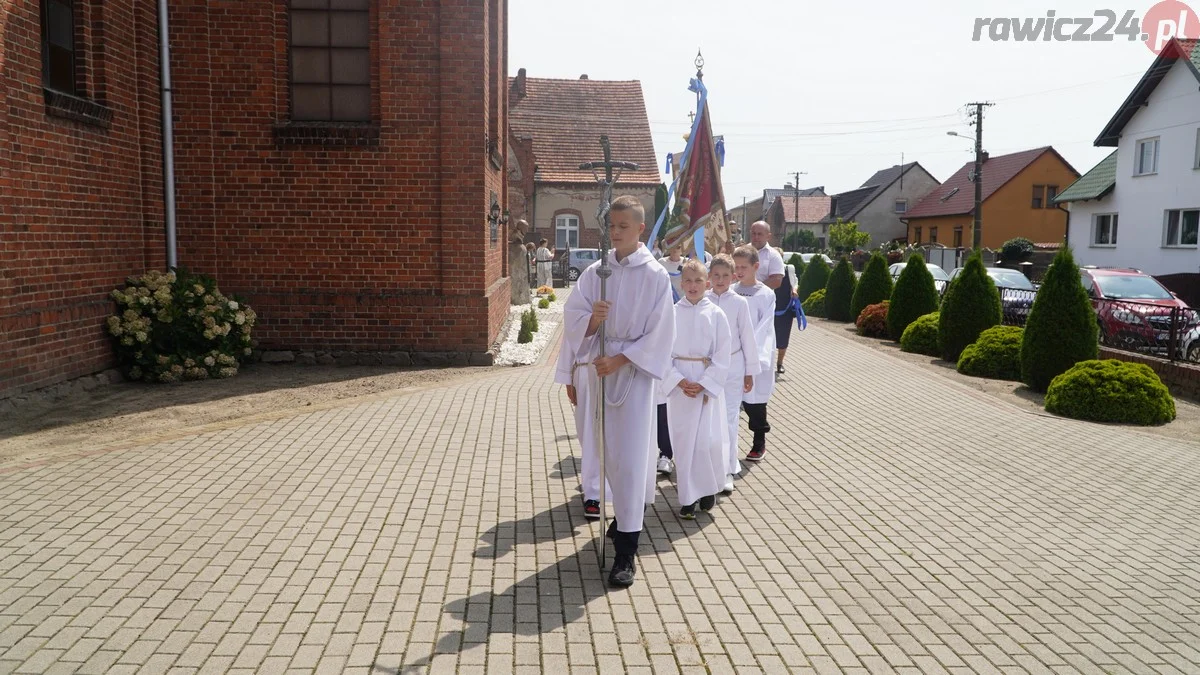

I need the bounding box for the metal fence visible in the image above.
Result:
[935,283,1200,363]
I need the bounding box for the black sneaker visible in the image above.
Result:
[583,500,600,519]
[608,554,636,587]
[698,495,716,512]
[679,503,697,519]
[777,365,785,375]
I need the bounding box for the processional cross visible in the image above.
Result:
[579,135,639,569]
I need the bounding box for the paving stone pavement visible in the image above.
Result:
[1,323,1199,674]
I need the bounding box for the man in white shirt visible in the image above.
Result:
[749,221,784,290]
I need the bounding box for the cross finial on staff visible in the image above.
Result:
[580,135,640,257]
[687,111,695,125]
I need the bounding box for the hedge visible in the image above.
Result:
[796,255,830,304]
[825,257,858,321]
[900,312,940,356]
[850,252,893,321]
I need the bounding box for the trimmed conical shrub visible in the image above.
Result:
[888,253,941,341]
[797,255,830,304]
[938,251,1002,362]
[1021,246,1099,392]
[850,253,894,321]
[787,253,806,277]
[824,257,858,321]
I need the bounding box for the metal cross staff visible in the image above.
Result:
[579,135,639,570]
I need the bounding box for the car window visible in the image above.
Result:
[927,265,950,281]
[1079,274,1096,295]
[989,270,1035,290]
[1094,274,1173,300]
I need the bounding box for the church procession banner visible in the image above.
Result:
[649,75,731,259]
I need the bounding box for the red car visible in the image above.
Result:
[1080,267,1198,357]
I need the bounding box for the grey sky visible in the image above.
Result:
[509,0,1179,208]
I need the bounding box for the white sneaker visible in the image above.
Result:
[657,457,674,475]
[721,475,735,495]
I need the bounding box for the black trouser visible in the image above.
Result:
[607,518,640,556]
[742,402,770,435]
[656,403,673,459]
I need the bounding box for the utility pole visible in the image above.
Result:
[967,102,994,250]
[790,170,807,246]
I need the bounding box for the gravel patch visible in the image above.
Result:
[494,289,571,366]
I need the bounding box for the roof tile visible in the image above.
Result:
[1054,150,1117,204]
[508,77,662,185]
[773,195,832,223]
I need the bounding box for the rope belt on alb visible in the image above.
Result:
[671,355,712,404]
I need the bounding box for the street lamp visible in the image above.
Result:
[948,131,984,250]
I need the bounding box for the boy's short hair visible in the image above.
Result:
[709,253,735,272]
[609,196,645,223]
[732,245,760,265]
[680,259,708,277]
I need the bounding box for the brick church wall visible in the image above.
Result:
[0,0,165,400]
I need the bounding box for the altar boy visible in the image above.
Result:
[705,254,759,492]
[554,338,601,519]
[660,260,731,519]
[561,195,675,588]
[733,245,776,462]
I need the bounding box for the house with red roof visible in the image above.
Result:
[765,195,834,248]
[902,147,1079,250]
[507,69,662,261]
[1054,38,1200,278]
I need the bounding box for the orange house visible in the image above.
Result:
[902,147,1080,249]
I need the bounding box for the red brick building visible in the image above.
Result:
[507,70,661,252]
[1,0,509,401]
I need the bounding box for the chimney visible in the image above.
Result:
[579,74,588,80]
[510,67,527,102]
[828,196,838,220]
[980,151,989,162]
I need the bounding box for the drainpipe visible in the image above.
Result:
[158,0,178,269]
[1056,202,1070,248]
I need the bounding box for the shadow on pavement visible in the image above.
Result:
[390,496,714,673]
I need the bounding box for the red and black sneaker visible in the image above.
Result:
[745,448,765,462]
[583,500,601,519]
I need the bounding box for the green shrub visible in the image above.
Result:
[801,288,826,318]
[787,253,806,277]
[938,251,1002,362]
[539,298,550,309]
[1021,246,1099,392]
[824,257,857,321]
[106,269,257,383]
[855,301,889,338]
[851,252,894,321]
[900,312,940,356]
[1001,237,1035,262]
[957,326,1024,380]
[888,253,940,341]
[517,321,533,343]
[797,255,830,303]
[549,293,557,302]
[1045,360,1175,425]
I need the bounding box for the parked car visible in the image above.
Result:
[1080,267,1200,359]
[948,266,1038,325]
[799,253,835,268]
[565,248,601,282]
[890,262,950,292]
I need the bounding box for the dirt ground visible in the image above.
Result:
[807,318,1200,447]
[0,363,505,470]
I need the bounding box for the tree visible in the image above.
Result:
[827,219,871,253]
[783,230,819,251]
[824,257,858,321]
[653,183,669,231]
[850,252,893,321]
[887,253,941,341]
[1021,246,1099,392]
[1000,237,1035,263]
[796,254,830,304]
[938,251,1002,362]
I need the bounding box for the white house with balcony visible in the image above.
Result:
[1056,38,1200,276]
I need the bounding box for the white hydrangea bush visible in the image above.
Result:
[107,269,257,383]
